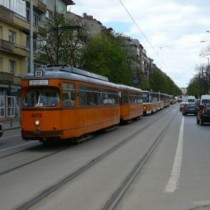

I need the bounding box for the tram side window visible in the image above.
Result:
[79,85,118,106]
[62,83,76,107]
[79,85,87,106]
[79,85,100,106]
[129,93,142,104]
[152,97,158,102]
[87,87,98,106]
[121,93,129,104]
[103,90,118,105]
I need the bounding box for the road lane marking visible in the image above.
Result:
[0,142,37,152]
[193,200,210,206]
[164,117,184,193]
[1,134,21,140]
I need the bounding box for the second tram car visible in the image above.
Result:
[118,84,143,121]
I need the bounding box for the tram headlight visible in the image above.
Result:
[35,120,40,126]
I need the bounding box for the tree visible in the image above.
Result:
[82,31,134,85]
[148,67,181,95]
[188,64,210,96]
[187,77,202,97]
[37,12,86,66]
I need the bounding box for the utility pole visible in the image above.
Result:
[29,0,34,73]
[22,0,34,73]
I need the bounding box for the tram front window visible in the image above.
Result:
[22,88,60,107]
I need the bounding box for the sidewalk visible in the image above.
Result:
[0,118,20,131]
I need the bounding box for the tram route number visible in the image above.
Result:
[31,113,42,118]
[34,69,44,78]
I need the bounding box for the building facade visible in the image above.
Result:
[0,0,154,119]
[0,0,74,119]
[66,12,106,37]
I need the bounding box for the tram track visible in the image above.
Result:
[102,111,174,210]
[14,106,177,210]
[0,147,70,176]
[0,107,171,177]
[0,144,38,160]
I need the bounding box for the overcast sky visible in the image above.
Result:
[70,0,210,88]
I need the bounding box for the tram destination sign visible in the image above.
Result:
[29,80,49,86]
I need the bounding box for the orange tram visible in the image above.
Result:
[20,65,145,143]
[20,65,171,143]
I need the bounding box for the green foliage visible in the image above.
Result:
[148,67,181,95]
[82,32,133,85]
[37,12,86,66]
[187,76,209,97]
[187,64,210,97]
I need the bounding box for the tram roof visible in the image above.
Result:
[117,84,142,92]
[21,65,119,88]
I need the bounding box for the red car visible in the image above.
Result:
[197,103,210,125]
[182,102,197,115]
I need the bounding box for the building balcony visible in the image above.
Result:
[25,0,47,13]
[0,39,29,57]
[0,72,14,83]
[0,39,13,52]
[0,5,29,31]
[63,0,75,5]
[13,45,29,57]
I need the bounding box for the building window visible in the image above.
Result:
[9,60,16,74]
[0,58,3,71]
[45,10,50,19]
[26,35,30,49]
[8,30,16,43]
[26,9,30,22]
[0,27,2,39]
[34,14,39,26]
[26,9,40,26]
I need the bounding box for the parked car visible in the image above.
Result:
[182,102,197,115]
[0,123,3,138]
[196,95,210,125]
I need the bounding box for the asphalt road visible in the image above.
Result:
[0,104,210,210]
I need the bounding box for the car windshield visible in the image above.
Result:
[202,99,210,104]
[22,88,60,107]
[188,99,195,103]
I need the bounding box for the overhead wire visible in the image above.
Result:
[118,0,165,64]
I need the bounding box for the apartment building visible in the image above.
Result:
[0,0,74,119]
[66,12,106,37]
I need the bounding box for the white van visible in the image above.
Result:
[200,95,210,104]
[187,95,196,103]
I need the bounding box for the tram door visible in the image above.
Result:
[6,96,15,118]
